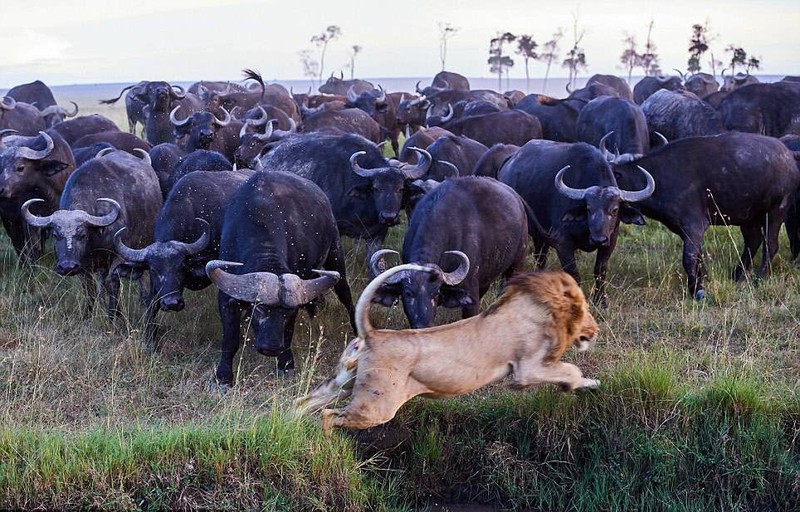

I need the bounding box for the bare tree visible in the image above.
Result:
[620,32,641,84]
[438,22,460,71]
[488,32,516,91]
[516,35,538,92]
[298,49,320,88]
[348,45,363,80]
[562,13,587,90]
[639,19,661,76]
[311,25,342,84]
[538,28,563,94]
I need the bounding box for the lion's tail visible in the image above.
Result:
[293,337,365,415]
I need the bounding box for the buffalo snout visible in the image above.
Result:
[591,235,610,246]
[159,295,185,312]
[379,212,400,225]
[55,261,81,276]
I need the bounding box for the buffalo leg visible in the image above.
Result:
[102,269,123,321]
[143,299,159,352]
[325,239,356,332]
[215,293,242,385]
[364,231,388,266]
[276,311,299,375]
[786,198,800,260]
[81,274,98,319]
[592,235,617,307]
[759,212,785,277]
[555,243,580,284]
[733,222,762,281]
[680,227,707,300]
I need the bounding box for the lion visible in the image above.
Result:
[294,264,600,432]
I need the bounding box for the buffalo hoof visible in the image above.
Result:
[276,367,296,378]
[208,377,231,395]
[694,289,706,301]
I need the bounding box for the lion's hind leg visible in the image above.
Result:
[294,338,363,414]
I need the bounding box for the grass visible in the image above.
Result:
[1,95,799,509]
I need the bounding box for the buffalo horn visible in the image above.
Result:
[178,218,210,255]
[349,151,379,178]
[15,131,55,161]
[0,129,19,145]
[206,260,281,304]
[85,198,121,227]
[133,148,152,166]
[440,103,454,123]
[673,68,688,81]
[437,250,470,285]
[654,131,669,146]
[346,85,359,104]
[598,131,615,162]
[170,84,186,99]
[21,198,53,227]
[375,85,386,103]
[114,227,149,262]
[554,165,588,200]
[96,147,115,158]
[281,270,341,308]
[212,107,231,127]
[169,106,190,127]
[369,248,400,278]
[0,96,16,110]
[401,147,432,179]
[438,160,459,178]
[415,80,424,94]
[618,166,656,203]
[66,101,79,117]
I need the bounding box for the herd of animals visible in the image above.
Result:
[2,68,800,429]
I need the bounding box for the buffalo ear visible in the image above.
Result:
[439,288,475,308]
[620,203,646,225]
[40,160,70,177]
[347,184,371,199]
[376,103,389,114]
[371,284,400,307]
[561,206,587,223]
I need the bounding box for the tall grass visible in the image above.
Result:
[1,95,799,508]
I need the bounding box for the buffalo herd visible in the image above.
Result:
[1,69,799,385]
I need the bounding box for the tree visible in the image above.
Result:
[619,32,641,84]
[726,45,748,75]
[348,45,362,80]
[488,32,516,91]
[562,13,587,90]
[310,25,342,85]
[639,19,661,76]
[298,49,320,88]
[688,20,720,77]
[538,29,563,94]
[515,35,538,92]
[746,55,762,73]
[438,22,459,71]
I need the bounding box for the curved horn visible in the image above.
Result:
[177,218,210,255]
[618,166,656,203]
[565,81,572,94]
[96,147,115,158]
[346,85,359,104]
[356,263,434,337]
[440,103,454,123]
[133,148,152,166]
[339,71,344,80]
[438,160,459,178]
[653,131,669,147]
[66,101,79,117]
[15,131,54,161]
[21,198,53,227]
[250,105,269,126]
[85,198,121,227]
[170,84,186,99]
[554,165,588,200]
[656,75,671,83]
[721,68,728,79]
[212,107,231,127]
[438,250,470,285]
[349,151,380,178]
[673,68,687,81]
[598,131,615,162]
[0,96,17,110]
[205,260,281,304]
[252,119,276,141]
[113,227,149,262]
[416,80,424,94]
[169,106,190,127]
[0,129,19,145]
[281,269,341,308]
[368,248,400,278]
[375,85,386,103]
[402,147,433,179]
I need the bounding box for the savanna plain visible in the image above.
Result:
[1,88,799,511]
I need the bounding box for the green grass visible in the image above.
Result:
[1,96,800,509]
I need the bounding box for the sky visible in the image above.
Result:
[1,0,798,88]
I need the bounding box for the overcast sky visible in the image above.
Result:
[1,0,797,88]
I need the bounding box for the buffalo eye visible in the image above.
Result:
[15,165,25,173]
[611,207,619,216]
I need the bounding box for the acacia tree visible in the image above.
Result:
[438,22,460,71]
[639,19,661,76]
[538,29,563,94]
[620,33,641,84]
[516,35,538,92]
[687,22,710,73]
[311,25,342,84]
[562,13,587,90]
[348,45,362,79]
[726,45,748,75]
[488,32,516,91]
[746,55,762,73]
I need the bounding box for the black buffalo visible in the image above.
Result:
[427,109,542,147]
[50,114,120,145]
[299,108,382,143]
[6,80,79,127]
[472,143,519,178]
[577,96,650,157]
[170,107,241,162]
[115,169,252,350]
[641,89,725,143]
[370,176,528,328]
[207,170,356,382]
[633,75,684,104]
[612,132,800,300]
[23,150,162,318]
[716,81,800,137]
[0,97,46,135]
[499,140,655,304]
